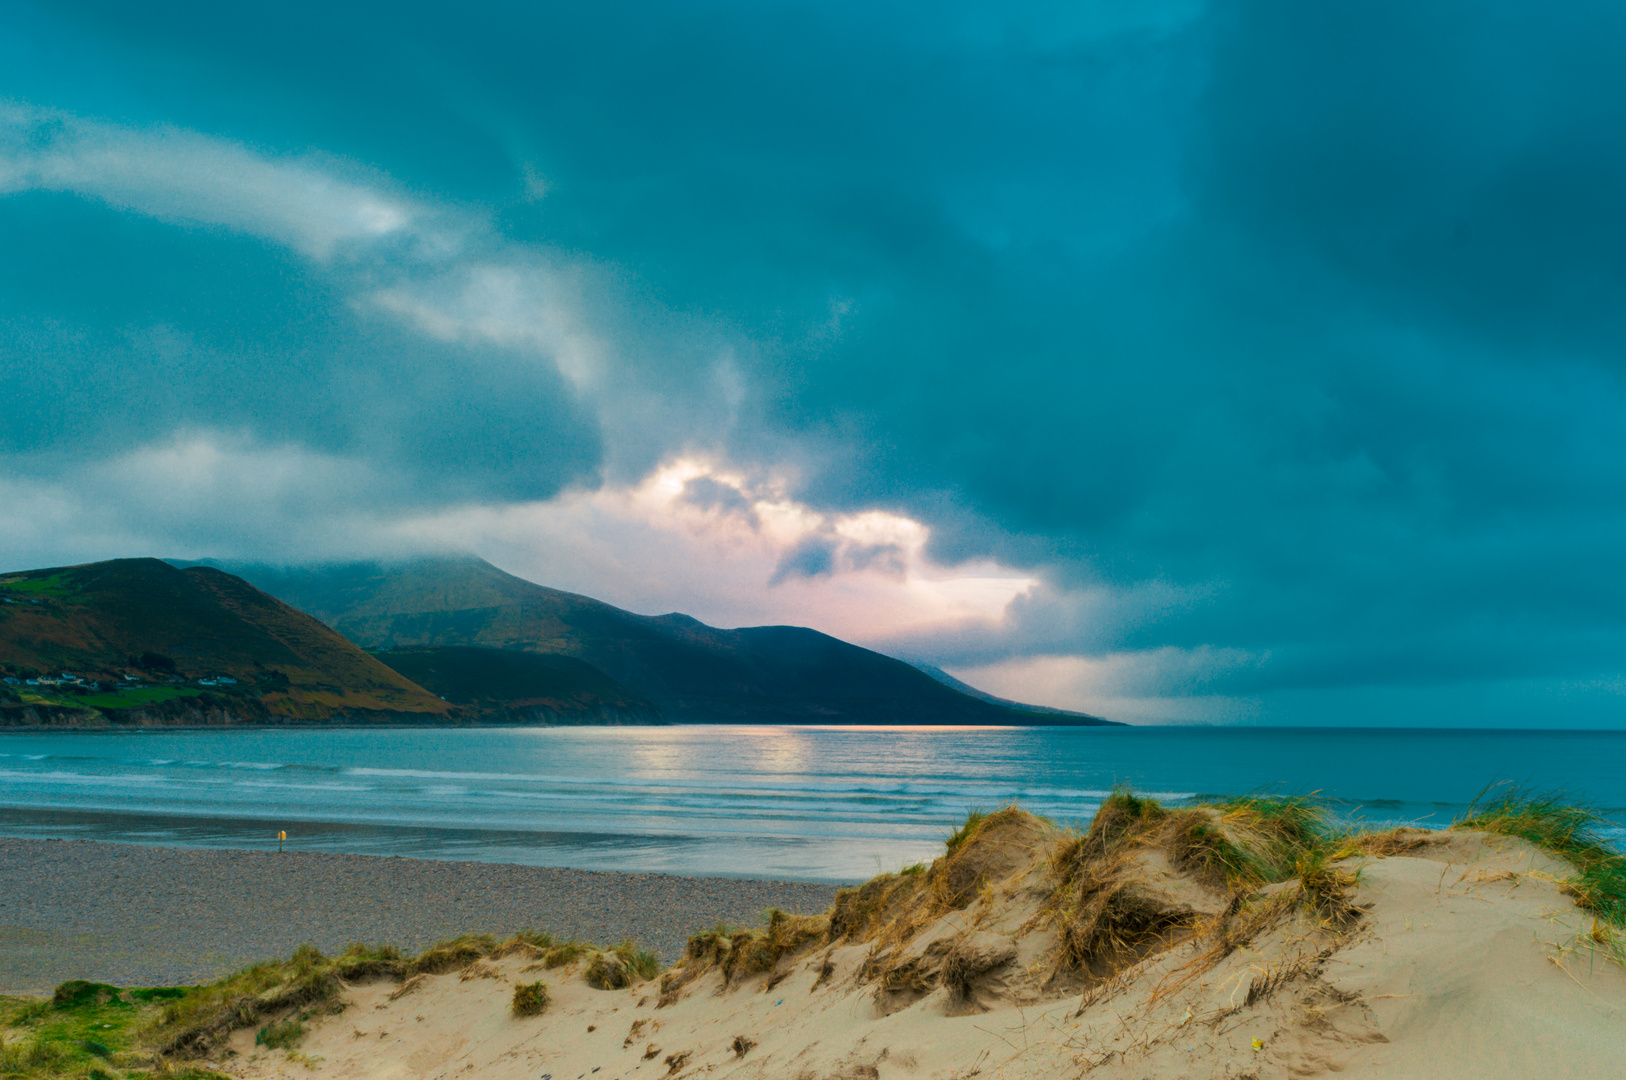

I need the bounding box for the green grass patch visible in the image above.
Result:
[1,980,153,1079]
[79,687,203,710]
[1457,786,1626,927]
[0,573,73,596]
[944,808,988,854]
[255,1016,306,1050]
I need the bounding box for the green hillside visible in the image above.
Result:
[372,646,658,721]
[0,558,450,723]
[220,556,1119,725]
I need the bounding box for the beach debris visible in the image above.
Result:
[460,959,504,982]
[663,1050,692,1074]
[642,1043,662,1060]
[730,1035,757,1057]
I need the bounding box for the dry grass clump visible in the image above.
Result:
[1050,869,1197,977]
[835,805,1048,946]
[543,942,589,968]
[1167,815,1262,889]
[510,981,550,1017]
[1456,786,1626,928]
[833,806,1055,994]
[724,910,832,983]
[937,806,1053,907]
[585,942,661,990]
[682,925,737,967]
[1345,826,1437,858]
[1292,849,1362,927]
[144,944,342,1058]
[1046,792,1365,985]
[331,943,408,982]
[1197,796,1330,886]
[668,910,831,999]
[1085,790,1168,853]
[492,931,589,969]
[1047,799,1198,978]
[829,872,928,943]
[408,934,498,975]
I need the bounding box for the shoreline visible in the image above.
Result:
[0,718,1120,730]
[0,836,842,995]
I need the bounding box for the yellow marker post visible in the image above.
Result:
[278,830,286,853]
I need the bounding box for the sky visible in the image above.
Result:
[3,1,1626,726]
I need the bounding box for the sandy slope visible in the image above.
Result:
[218,823,1624,1080]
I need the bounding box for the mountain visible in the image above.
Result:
[207,555,1120,725]
[0,558,449,726]
[370,646,659,724]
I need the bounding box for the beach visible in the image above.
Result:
[4,799,1624,1079]
[174,808,1626,1080]
[0,837,839,995]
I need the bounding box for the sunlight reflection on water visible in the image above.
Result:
[0,725,1621,880]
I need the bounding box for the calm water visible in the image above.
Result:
[0,726,1622,881]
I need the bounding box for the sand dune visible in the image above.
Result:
[211,809,1624,1080]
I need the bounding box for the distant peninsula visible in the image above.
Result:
[0,555,1121,728]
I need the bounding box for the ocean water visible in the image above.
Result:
[0,725,1622,882]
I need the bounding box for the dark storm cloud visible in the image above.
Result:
[681,477,759,524]
[3,0,1626,721]
[769,537,838,586]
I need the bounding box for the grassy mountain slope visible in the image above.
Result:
[0,558,449,723]
[372,646,659,722]
[218,556,1119,725]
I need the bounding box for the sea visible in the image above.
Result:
[0,725,1622,882]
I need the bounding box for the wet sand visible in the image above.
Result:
[0,837,840,995]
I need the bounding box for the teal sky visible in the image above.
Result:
[4,1,1626,726]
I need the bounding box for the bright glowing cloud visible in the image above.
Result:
[399,456,1038,643]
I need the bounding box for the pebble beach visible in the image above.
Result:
[0,837,841,995]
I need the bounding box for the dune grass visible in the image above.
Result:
[0,927,666,1075]
[510,981,550,1017]
[584,941,662,989]
[1456,786,1626,927]
[253,1016,306,1050]
[0,981,220,1080]
[7,786,1620,1074]
[944,809,988,854]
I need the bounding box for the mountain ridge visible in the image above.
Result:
[197,555,1120,726]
